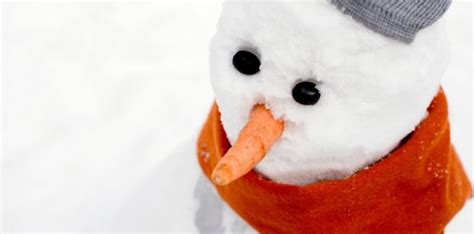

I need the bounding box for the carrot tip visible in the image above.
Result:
[212,174,226,185]
[212,165,232,185]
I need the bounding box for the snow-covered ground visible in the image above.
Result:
[2,1,472,232]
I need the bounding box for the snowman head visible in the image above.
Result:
[209,0,450,185]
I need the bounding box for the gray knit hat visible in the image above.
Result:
[330,0,452,43]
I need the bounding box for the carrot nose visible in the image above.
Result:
[211,104,284,186]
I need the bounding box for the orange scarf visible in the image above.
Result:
[197,90,471,233]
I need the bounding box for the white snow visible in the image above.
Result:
[211,0,449,185]
[2,1,472,233]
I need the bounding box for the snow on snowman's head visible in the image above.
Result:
[209,0,450,185]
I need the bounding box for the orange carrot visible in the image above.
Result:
[212,104,284,185]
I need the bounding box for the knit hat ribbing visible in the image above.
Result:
[330,0,452,43]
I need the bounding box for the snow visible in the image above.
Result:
[211,0,449,185]
[2,1,472,233]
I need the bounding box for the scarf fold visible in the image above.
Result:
[197,90,471,233]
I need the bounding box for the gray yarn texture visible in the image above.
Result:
[330,0,451,43]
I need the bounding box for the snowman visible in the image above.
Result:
[111,0,471,232]
[200,0,473,231]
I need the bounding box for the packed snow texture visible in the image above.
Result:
[210,0,450,185]
[2,1,472,233]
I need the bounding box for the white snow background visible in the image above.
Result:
[2,1,472,232]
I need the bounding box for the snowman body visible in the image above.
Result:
[194,0,471,232]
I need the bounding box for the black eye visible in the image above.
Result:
[292,81,321,105]
[232,50,260,75]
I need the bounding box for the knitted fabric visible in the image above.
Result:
[330,0,452,43]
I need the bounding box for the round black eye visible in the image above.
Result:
[232,50,260,75]
[292,81,321,105]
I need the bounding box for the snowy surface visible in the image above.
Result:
[2,1,472,232]
[211,0,449,185]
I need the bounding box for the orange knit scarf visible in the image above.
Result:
[197,90,471,233]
